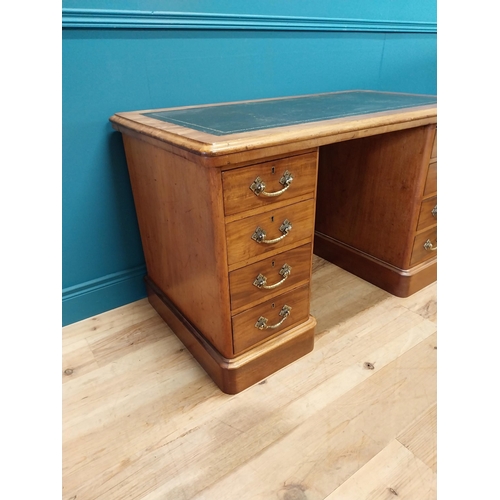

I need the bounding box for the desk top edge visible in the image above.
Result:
[110,90,437,159]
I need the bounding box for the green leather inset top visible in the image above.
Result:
[143,91,437,136]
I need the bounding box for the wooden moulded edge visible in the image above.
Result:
[145,276,316,394]
[314,232,437,298]
[110,105,437,161]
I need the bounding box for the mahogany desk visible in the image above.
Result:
[110,90,437,394]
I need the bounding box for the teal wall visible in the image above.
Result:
[62,1,437,326]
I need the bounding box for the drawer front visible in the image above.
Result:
[410,227,437,266]
[423,160,437,196]
[431,130,437,159]
[229,243,312,312]
[222,152,317,216]
[232,284,310,354]
[226,199,315,266]
[416,196,437,232]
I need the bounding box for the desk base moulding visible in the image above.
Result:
[314,233,437,297]
[146,277,316,394]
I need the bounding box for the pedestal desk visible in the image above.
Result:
[110,90,437,394]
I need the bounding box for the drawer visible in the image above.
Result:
[226,199,315,267]
[416,196,437,232]
[222,152,317,216]
[410,227,437,266]
[431,130,437,159]
[229,243,312,312]
[232,284,310,354]
[423,160,437,196]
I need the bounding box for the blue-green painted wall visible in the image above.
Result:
[62,1,437,326]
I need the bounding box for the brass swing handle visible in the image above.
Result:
[250,170,294,197]
[253,263,292,289]
[423,239,437,251]
[255,305,292,330]
[252,219,292,244]
[431,205,437,218]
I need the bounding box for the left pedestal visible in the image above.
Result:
[112,127,317,393]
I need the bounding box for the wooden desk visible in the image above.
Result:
[110,90,437,393]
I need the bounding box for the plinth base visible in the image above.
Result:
[314,232,437,298]
[145,277,316,394]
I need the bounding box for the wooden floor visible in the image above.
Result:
[62,256,437,500]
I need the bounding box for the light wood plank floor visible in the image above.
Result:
[62,256,437,500]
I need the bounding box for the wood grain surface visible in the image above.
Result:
[410,228,437,266]
[423,160,437,197]
[315,125,434,269]
[229,243,312,313]
[416,196,437,232]
[222,150,317,216]
[122,135,233,357]
[225,198,315,268]
[431,129,437,159]
[231,283,311,354]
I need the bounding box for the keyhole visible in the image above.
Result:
[271,261,275,267]
[271,166,275,174]
[271,303,275,308]
[271,216,274,222]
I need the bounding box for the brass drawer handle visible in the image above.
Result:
[431,205,437,218]
[423,239,437,251]
[249,170,294,197]
[255,305,292,330]
[253,263,292,289]
[252,219,292,244]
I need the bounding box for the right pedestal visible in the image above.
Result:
[314,124,437,298]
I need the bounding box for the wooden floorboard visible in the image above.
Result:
[62,256,437,500]
[323,439,436,500]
